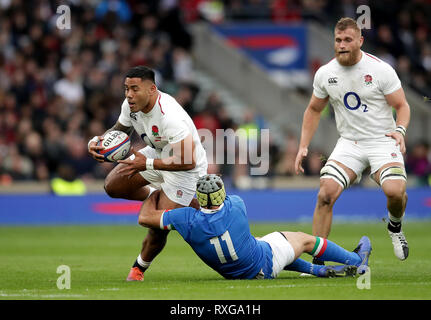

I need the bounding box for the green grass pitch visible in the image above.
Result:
[1,222,430,300]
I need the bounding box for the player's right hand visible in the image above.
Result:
[386,131,406,155]
[88,136,105,163]
[294,147,308,174]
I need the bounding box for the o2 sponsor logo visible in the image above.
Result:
[343,92,368,112]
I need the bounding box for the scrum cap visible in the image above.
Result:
[196,174,226,208]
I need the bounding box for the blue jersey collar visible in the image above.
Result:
[200,203,224,214]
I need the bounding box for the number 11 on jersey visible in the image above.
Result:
[210,231,238,264]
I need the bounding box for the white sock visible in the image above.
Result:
[388,211,404,223]
[137,254,152,269]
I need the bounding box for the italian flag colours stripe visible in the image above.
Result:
[311,237,328,258]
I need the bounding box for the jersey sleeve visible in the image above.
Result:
[379,64,402,95]
[162,117,190,144]
[227,195,247,217]
[312,67,329,99]
[118,99,132,127]
[161,207,194,240]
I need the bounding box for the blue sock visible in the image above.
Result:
[284,258,326,276]
[310,237,361,266]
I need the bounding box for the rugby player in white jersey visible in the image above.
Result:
[88,66,208,280]
[295,18,410,261]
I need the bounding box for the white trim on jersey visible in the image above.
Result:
[160,210,173,230]
[201,203,225,214]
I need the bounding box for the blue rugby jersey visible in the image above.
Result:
[161,195,273,279]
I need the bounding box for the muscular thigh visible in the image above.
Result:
[105,145,162,198]
[374,162,407,197]
[157,189,186,210]
[105,163,151,196]
[280,232,305,260]
[160,170,204,206]
[327,138,367,184]
[260,232,296,278]
[319,160,357,198]
[325,160,358,185]
[374,162,405,184]
[366,139,404,178]
[146,189,185,237]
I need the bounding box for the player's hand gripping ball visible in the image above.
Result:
[97,130,131,162]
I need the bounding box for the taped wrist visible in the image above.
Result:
[146,158,154,170]
[395,125,406,137]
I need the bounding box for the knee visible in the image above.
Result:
[293,232,316,252]
[385,185,406,202]
[317,188,337,208]
[138,211,149,228]
[104,177,124,198]
[296,232,313,245]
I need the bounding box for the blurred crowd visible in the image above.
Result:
[189,0,431,101]
[182,0,431,186]
[0,0,430,188]
[0,0,194,184]
[340,1,431,102]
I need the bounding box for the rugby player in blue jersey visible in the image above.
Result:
[136,174,371,279]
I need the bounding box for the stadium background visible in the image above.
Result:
[0,0,429,224]
[0,0,430,302]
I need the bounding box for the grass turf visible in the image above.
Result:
[0,222,430,300]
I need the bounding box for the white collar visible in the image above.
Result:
[200,203,224,214]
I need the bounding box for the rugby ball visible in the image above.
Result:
[97,130,131,162]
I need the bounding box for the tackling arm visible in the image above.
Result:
[138,190,165,229]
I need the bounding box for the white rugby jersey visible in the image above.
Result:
[313,51,402,141]
[118,91,208,172]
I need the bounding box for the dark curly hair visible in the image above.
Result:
[125,65,155,83]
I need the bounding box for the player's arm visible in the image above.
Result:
[109,120,135,136]
[88,121,134,162]
[384,87,410,154]
[138,190,166,229]
[155,133,196,171]
[295,94,329,174]
[117,133,196,176]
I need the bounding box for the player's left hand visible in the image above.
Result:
[386,131,406,154]
[117,148,147,177]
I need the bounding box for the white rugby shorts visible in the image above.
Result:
[327,136,405,184]
[130,146,207,206]
[259,232,296,278]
